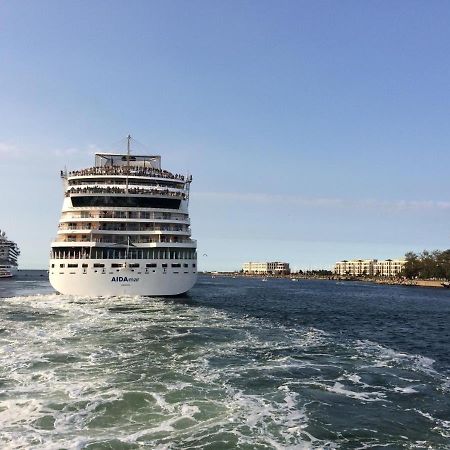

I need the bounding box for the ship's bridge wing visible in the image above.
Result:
[95,153,161,170]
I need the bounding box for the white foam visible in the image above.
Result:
[0,398,44,425]
[347,373,362,384]
[3,291,446,448]
[393,386,419,394]
[354,339,438,376]
[326,382,386,402]
[152,393,175,413]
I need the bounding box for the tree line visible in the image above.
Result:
[297,269,333,276]
[403,250,450,280]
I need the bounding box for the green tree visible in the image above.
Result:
[402,251,421,279]
[437,249,450,280]
[420,250,437,278]
[403,249,450,279]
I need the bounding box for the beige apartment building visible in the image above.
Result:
[333,259,377,276]
[243,261,290,275]
[334,259,406,277]
[375,259,406,277]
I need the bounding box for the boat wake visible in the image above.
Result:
[0,294,448,448]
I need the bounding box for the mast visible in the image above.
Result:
[126,134,131,194]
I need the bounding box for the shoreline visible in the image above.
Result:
[332,277,447,289]
[203,272,449,289]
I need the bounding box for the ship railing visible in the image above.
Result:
[91,238,193,244]
[67,179,185,189]
[66,166,192,182]
[56,237,194,244]
[65,187,187,199]
[62,213,188,221]
[50,249,197,260]
[58,226,188,232]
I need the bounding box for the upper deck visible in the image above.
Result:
[95,153,162,170]
[64,153,190,184]
[61,153,187,183]
[0,231,19,252]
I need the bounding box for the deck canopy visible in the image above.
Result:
[95,153,161,170]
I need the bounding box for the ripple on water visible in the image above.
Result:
[0,293,449,448]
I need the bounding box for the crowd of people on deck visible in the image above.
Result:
[67,179,182,188]
[62,166,192,182]
[65,186,187,199]
[59,223,185,232]
[60,235,187,245]
[51,248,197,260]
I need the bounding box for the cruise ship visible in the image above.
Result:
[49,136,197,296]
[0,230,20,278]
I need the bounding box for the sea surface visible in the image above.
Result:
[1,272,450,449]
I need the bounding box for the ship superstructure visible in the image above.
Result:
[0,230,20,278]
[49,136,197,296]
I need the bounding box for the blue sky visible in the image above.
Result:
[1,1,450,270]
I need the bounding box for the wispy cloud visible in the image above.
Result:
[52,144,105,158]
[53,147,83,157]
[0,142,23,159]
[0,141,107,161]
[196,191,450,212]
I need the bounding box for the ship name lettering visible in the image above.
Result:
[111,277,139,282]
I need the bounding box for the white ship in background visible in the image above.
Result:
[49,136,197,296]
[0,230,20,278]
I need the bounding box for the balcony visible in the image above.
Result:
[54,235,196,246]
[60,216,190,225]
[57,226,190,234]
[65,187,187,200]
[65,166,191,183]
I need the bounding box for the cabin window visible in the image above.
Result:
[82,263,88,268]
[171,263,181,268]
[146,263,157,268]
[60,264,65,268]
[68,264,78,268]
[93,263,105,268]
[162,263,167,268]
[129,263,139,268]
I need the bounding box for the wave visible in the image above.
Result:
[0,294,448,448]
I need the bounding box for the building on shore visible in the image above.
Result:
[333,259,377,276]
[375,259,407,277]
[334,259,406,277]
[243,261,290,275]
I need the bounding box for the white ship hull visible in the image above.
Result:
[0,266,18,279]
[49,258,197,296]
[0,273,15,279]
[49,142,198,297]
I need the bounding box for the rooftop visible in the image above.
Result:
[95,153,162,170]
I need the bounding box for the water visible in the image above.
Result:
[1,273,450,449]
